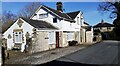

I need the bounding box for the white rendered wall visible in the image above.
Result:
[32,8,62,29]
[31,7,81,31]
[3,18,34,52]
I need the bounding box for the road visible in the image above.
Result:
[40,40,119,66]
[0,47,2,66]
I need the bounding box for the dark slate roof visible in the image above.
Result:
[2,18,58,34]
[33,5,75,22]
[66,11,80,19]
[21,18,58,29]
[31,5,82,22]
[2,21,15,34]
[94,22,114,27]
[84,22,89,25]
[34,5,75,22]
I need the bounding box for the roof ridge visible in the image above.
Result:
[66,11,80,14]
[66,11,80,19]
[31,4,75,22]
[64,13,72,19]
[84,22,89,25]
[42,4,74,22]
[99,22,113,24]
[21,18,58,29]
[94,22,114,27]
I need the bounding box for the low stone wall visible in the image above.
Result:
[74,31,80,44]
[59,31,63,47]
[31,31,56,54]
[86,31,93,43]
[62,32,68,47]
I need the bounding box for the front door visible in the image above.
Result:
[56,32,59,48]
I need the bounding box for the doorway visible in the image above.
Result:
[56,32,59,48]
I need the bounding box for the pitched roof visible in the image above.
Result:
[84,22,89,26]
[94,22,114,27]
[2,21,15,33]
[31,5,75,22]
[44,5,70,18]
[21,18,58,30]
[66,11,80,19]
[2,18,58,34]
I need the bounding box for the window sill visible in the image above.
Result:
[14,43,22,44]
[49,43,55,45]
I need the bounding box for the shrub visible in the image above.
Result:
[68,40,78,46]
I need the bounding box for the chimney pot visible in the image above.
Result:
[101,19,104,24]
[56,2,63,12]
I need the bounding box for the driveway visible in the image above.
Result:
[40,40,119,66]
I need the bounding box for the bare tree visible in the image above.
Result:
[2,10,17,33]
[98,0,120,40]
[98,0,120,27]
[18,2,41,18]
[2,11,17,23]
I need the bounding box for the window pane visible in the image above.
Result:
[39,13,48,19]
[53,18,57,23]
[48,31,55,44]
[67,32,74,41]
[14,31,22,43]
[19,32,22,42]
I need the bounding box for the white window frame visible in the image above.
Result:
[39,13,48,19]
[14,31,22,43]
[67,32,74,41]
[53,18,57,23]
[48,31,55,44]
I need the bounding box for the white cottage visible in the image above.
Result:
[2,2,87,53]
[2,17,58,52]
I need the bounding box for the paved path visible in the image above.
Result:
[45,40,119,65]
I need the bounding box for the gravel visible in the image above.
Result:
[5,45,86,65]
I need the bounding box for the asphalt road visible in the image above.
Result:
[40,40,120,66]
[0,47,2,66]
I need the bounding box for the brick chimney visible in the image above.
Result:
[101,19,104,24]
[56,2,63,12]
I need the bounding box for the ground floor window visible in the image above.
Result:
[67,32,74,41]
[48,31,55,44]
[14,31,22,43]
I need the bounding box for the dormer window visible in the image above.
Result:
[39,13,48,19]
[53,18,57,23]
